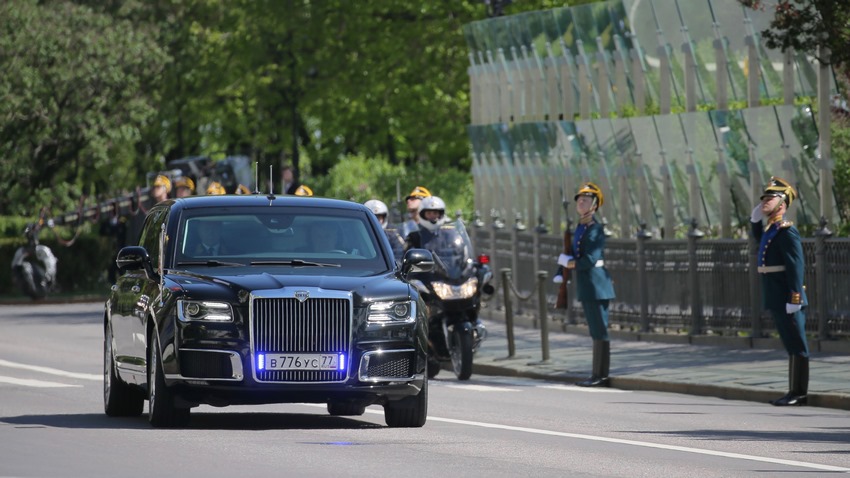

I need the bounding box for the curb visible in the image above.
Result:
[471,362,850,412]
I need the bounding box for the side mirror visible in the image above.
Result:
[116,246,158,280]
[401,248,434,276]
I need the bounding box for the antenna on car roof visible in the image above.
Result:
[253,162,260,194]
[266,164,276,203]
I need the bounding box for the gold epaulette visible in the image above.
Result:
[778,220,794,229]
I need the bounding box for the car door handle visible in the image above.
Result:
[131,285,141,293]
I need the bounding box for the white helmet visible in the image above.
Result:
[364,199,389,228]
[418,196,446,232]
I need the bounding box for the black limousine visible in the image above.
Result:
[104,194,434,428]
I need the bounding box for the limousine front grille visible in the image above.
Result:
[251,296,351,383]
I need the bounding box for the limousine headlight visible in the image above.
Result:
[367,301,415,323]
[177,300,233,322]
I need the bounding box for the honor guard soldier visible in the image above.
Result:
[558,182,616,387]
[174,177,195,198]
[151,174,172,203]
[402,186,432,238]
[206,181,226,195]
[750,176,809,406]
[294,185,313,197]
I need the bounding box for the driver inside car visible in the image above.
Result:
[193,221,229,256]
[309,221,345,253]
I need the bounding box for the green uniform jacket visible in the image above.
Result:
[752,219,808,313]
[572,220,615,302]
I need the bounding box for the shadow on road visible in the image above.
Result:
[0,411,384,430]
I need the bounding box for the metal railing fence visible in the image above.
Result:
[470,223,850,341]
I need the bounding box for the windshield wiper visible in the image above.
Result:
[176,260,246,267]
[250,259,341,268]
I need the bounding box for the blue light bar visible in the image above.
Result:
[258,353,265,370]
[339,353,345,371]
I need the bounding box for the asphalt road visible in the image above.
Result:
[1,302,848,477]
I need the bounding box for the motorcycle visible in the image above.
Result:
[408,219,494,380]
[11,221,58,300]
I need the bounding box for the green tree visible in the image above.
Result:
[738,1,850,68]
[0,0,167,215]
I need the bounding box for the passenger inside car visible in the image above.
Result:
[192,221,230,256]
[307,221,345,253]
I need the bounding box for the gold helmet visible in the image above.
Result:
[174,177,195,193]
[294,185,313,197]
[574,182,604,207]
[406,186,431,200]
[235,184,252,195]
[760,176,797,206]
[206,181,226,195]
[153,174,172,193]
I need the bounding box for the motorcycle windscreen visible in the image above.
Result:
[417,221,476,283]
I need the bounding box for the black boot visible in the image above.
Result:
[771,355,808,406]
[576,340,610,387]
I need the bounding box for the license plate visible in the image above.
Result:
[262,353,340,371]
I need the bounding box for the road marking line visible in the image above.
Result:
[301,403,849,471]
[0,376,81,388]
[0,359,101,381]
[539,384,629,393]
[422,415,850,472]
[442,384,520,392]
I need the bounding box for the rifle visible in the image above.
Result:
[556,219,573,309]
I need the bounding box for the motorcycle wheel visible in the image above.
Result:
[450,328,473,380]
[427,357,441,379]
[14,262,46,300]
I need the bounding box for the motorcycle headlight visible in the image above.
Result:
[177,300,233,322]
[432,277,478,300]
[368,301,416,323]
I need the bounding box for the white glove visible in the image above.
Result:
[552,274,563,284]
[786,303,802,314]
[750,205,764,223]
[557,253,573,267]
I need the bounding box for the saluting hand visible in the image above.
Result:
[750,204,764,223]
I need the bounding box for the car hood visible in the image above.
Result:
[166,268,410,305]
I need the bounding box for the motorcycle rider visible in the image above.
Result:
[404,195,445,251]
[404,195,489,380]
[365,199,405,262]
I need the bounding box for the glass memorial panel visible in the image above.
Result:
[741,106,785,191]
[775,104,830,226]
[712,0,752,103]
[611,117,646,228]
[709,109,752,229]
[744,7,783,100]
[680,112,723,229]
[678,0,718,105]
[627,116,667,232]
[653,114,692,233]
[591,118,638,232]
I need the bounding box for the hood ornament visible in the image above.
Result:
[294,290,309,303]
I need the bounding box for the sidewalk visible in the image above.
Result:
[471,311,850,411]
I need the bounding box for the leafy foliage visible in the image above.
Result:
[0,0,167,216]
[738,0,850,68]
[1,0,592,217]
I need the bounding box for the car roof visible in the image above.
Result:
[163,194,368,213]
